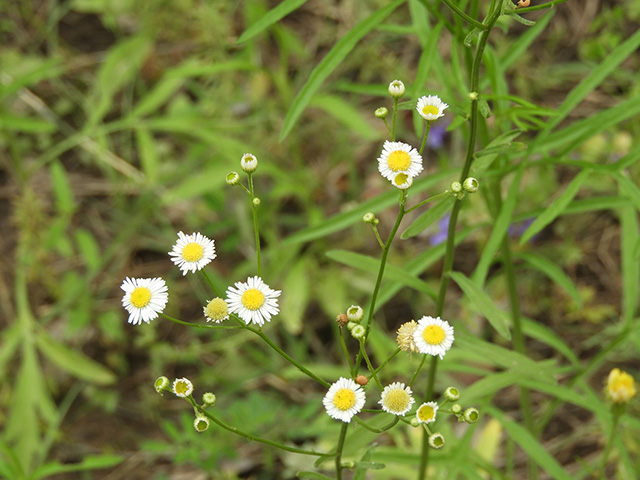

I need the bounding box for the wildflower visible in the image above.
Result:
[121,277,168,325]
[396,320,419,353]
[428,433,445,449]
[252,197,261,206]
[463,177,479,193]
[226,276,281,326]
[413,316,454,359]
[226,171,240,185]
[375,107,388,119]
[173,377,193,398]
[169,231,216,275]
[363,212,378,225]
[444,387,460,402]
[241,153,258,173]
[464,407,479,423]
[323,377,366,423]
[351,324,366,340]
[194,415,210,432]
[416,401,438,424]
[430,214,450,247]
[416,95,448,122]
[451,403,462,414]
[388,80,405,98]
[202,392,216,406]
[346,305,364,323]
[154,376,170,395]
[378,141,423,182]
[606,368,637,403]
[379,382,415,416]
[204,297,229,323]
[391,172,413,190]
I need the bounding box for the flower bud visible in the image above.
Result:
[346,305,364,323]
[356,375,369,386]
[351,324,366,340]
[241,153,258,173]
[450,181,462,193]
[173,377,193,398]
[193,415,210,432]
[346,321,357,331]
[154,376,171,395]
[463,407,479,423]
[444,387,460,402]
[252,197,261,207]
[374,107,388,119]
[226,171,240,186]
[463,177,479,193]
[606,368,637,403]
[410,417,420,427]
[363,212,377,224]
[468,91,478,101]
[396,320,419,353]
[336,313,349,327]
[451,403,462,414]
[202,392,216,407]
[388,80,405,98]
[428,433,445,449]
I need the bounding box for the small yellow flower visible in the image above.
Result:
[606,368,637,403]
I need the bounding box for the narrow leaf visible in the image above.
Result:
[520,169,589,244]
[296,471,334,480]
[280,0,404,140]
[238,0,308,43]
[449,272,511,340]
[401,195,455,239]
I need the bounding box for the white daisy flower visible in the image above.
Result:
[416,401,439,424]
[173,377,193,397]
[204,297,229,323]
[121,277,168,325]
[416,95,448,121]
[379,382,415,416]
[413,316,454,359]
[391,172,413,190]
[226,276,281,326]
[377,141,423,182]
[169,231,216,275]
[388,79,405,98]
[323,377,366,423]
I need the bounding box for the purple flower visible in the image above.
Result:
[430,213,450,246]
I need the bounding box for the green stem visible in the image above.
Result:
[599,405,623,479]
[245,324,330,388]
[360,341,383,389]
[391,97,399,141]
[354,416,399,433]
[160,313,242,330]
[200,270,221,297]
[335,423,349,480]
[371,347,401,378]
[248,173,262,276]
[191,401,334,457]
[419,122,431,156]
[372,224,386,249]
[515,0,570,13]
[417,4,502,479]
[409,355,427,387]
[383,118,392,137]
[405,190,451,214]
[440,0,487,29]
[339,328,355,375]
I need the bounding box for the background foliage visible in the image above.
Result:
[1,0,639,478]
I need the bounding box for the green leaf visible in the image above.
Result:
[464,27,482,47]
[499,12,553,70]
[309,94,379,140]
[514,251,582,307]
[521,318,579,366]
[473,166,523,285]
[619,205,639,326]
[0,113,56,133]
[326,250,437,299]
[74,229,101,273]
[354,461,385,470]
[31,455,124,478]
[506,11,536,26]
[280,256,311,334]
[36,331,116,385]
[478,97,492,118]
[614,172,640,212]
[488,407,573,480]
[279,0,404,140]
[296,471,334,480]
[520,169,589,244]
[49,161,76,216]
[449,272,511,340]
[471,129,524,173]
[401,195,455,239]
[135,127,159,182]
[238,0,308,43]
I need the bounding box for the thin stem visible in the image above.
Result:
[440,0,487,29]
[248,173,262,276]
[371,348,401,378]
[405,190,451,214]
[354,416,399,433]
[245,325,330,388]
[200,269,221,297]
[419,122,431,156]
[160,313,242,330]
[516,0,570,13]
[409,355,427,387]
[599,405,623,479]
[339,328,355,375]
[391,97,399,141]
[383,118,392,137]
[360,341,383,389]
[191,401,334,457]
[372,225,385,249]
[335,423,349,480]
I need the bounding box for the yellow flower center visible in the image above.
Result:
[384,389,410,412]
[333,388,356,411]
[423,325,445,345]
[417,404,435,422]
[394,173,409,186]
[205,298,228,321]
[130,287,151,308]
[387,150,411,172]
[607,368,637,402]
[182,242,204,262]
[242,288,265,310]
[174,381,190,395]
[422,105,439,116]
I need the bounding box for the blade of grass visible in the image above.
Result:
[237,0,308,43]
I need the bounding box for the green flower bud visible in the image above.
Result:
[351,324,366,340]
[154,376,170,395]
[463,407,479,424]
[241,153,258,173]
[375,107,389,119]
[451,403,462,414]
[444,387,460,402]
[463,177,479,193]
[226,171,240,185]
[428,433,445,449]
[202,392,216,407]
[252,197,261,207]
[193,415,210,432]
[388,80,405,98]
[346,305,364,323]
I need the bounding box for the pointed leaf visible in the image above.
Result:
[401,195,455,239]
